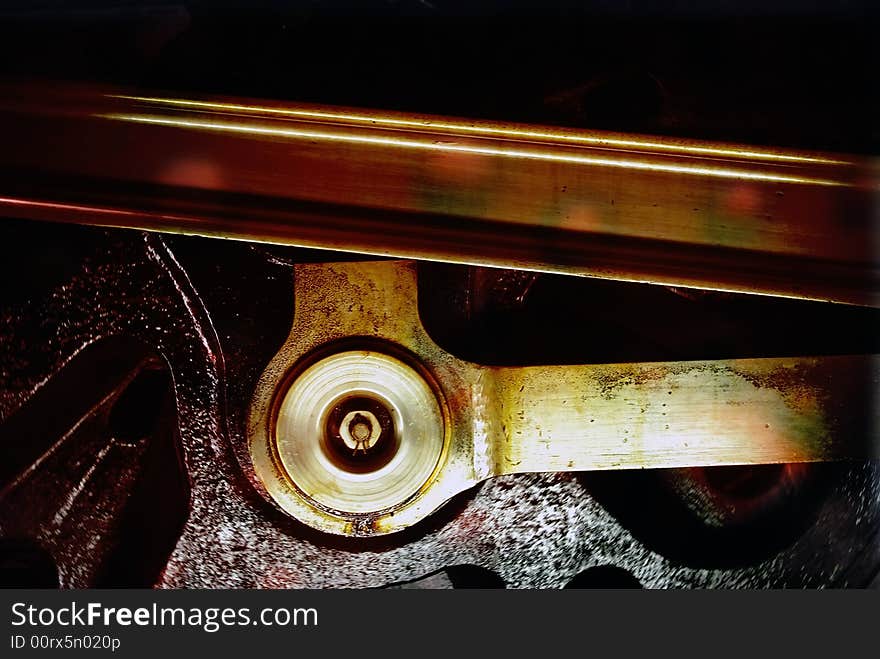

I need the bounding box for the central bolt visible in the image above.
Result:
[340,409,382,453]
[323,394,398,473]
[350,417,371,441]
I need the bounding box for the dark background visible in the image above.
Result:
[0,0,877,153]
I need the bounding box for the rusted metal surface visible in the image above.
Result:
[0,82,877,305]
[247,259,879,536]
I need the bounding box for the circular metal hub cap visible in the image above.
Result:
[272,350,445,516]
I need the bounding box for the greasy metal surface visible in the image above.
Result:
[0,83,877,305]
[0,345,183,587]
[0,235,198,587]
[2,224,878,587]
[248,259,878,536]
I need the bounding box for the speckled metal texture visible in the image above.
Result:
[0,223,877,588]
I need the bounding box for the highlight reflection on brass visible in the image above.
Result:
[102,113,848,187]
[247,260,879,537]
[111,94,852,165]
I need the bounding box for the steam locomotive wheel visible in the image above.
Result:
[1,221,877,588]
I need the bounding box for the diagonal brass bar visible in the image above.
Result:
[248,259,878,535]
[1,82,877,305]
